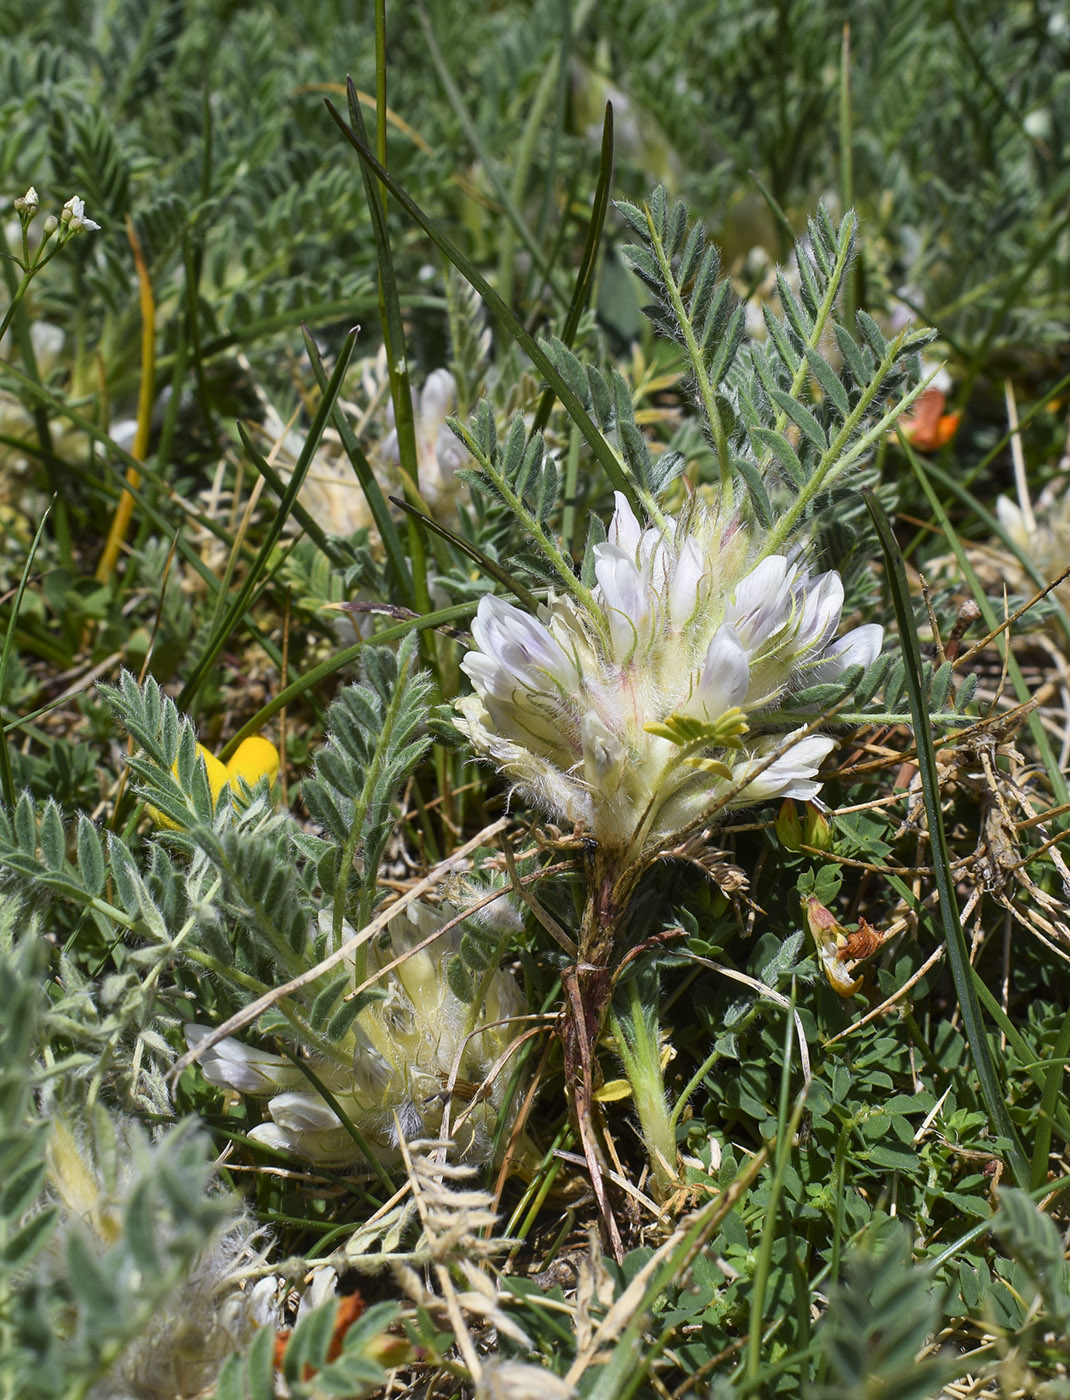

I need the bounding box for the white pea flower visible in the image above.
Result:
[456,492,882,859]
[995,479,1070,631]
[247,1091,359,1163]
[184,1026,307,1096]
[186,895,525,1168]
[380,368,470,515]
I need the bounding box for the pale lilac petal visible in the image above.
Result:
[460,651,514,700]
[267,1091,341,1133]
[809,623,884,683]
[595,547,650,656]
[581,710,627,792]
[434,422,468,476]
[726,556,793,649]
[184,1025,294,1094]
[466,594,574,693]
[996,494,1031,551]
[687,625,750,719]
[730,734,836,804]
[668,537,706,631]
[729,556,788,617]
[793,571,844,652]
[379,426,400,464]
[607,491,642,554]
[419,368,456,427]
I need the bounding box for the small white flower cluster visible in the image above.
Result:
[456,492,882,858]
[187,899,524,1167]
[9,187,99,238]
[13,185,39,217]
[60,193,101,235]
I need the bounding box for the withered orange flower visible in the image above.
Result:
[803,898,887,997]
[899,387,961,452]
[274,1292,365,1379]
[838,918,885,962]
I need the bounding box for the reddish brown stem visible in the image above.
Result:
[559,848,636,1258]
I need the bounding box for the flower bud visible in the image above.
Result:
[775,798,804,851]
[43,214,58,235]
[13,186,39,218]
[802,802,833,851]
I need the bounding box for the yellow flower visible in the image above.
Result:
[154,737,279,828]
[191,744,229,804]
[223,736,280,788]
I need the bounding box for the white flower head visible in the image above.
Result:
[186,894,526,1169]
[994,477,1070,635]
[44,1115,281,1400]
[457,493,882,858]
[13,186,39,218]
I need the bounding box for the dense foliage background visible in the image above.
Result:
[1,1,1069,1397]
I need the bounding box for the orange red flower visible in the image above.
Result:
[899,386,961,451]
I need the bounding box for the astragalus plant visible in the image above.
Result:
[0,640,526,1176]
[437,190,931,1209]
[185,896,525,1167]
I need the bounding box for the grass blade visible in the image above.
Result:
[326,88,643,517]
[747,993,808,1386]
[533,101,614,435]
[345,81,431,622]
[581,1149,769,1400]
[178,327,359,710]
[0,501,52,808]
[1031,1003,1070,1190]
[235,422,345,565]
[417,1,565,311]
[864,487,1030,1187]
[904,442,1068,804]
[217,598,477,763]
[389,496,539,611]
[301,327,414,606]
